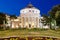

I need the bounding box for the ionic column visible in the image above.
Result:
[24,17,25,28]
[24,17,26,28]
[34,17,36,28]
[27,17,28,28]
[38,17,39,28]
[21,17,23,28]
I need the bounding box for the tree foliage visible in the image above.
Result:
[42,14,50,24]
[0,13,6,24]
[49,5,60,26]
[10,15,17,19]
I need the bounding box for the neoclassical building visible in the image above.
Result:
[6,3,49,29]
[19,4,40,28]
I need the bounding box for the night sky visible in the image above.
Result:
[0,0,60,16]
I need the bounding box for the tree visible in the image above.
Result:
[55,11,60,26]
[49,5,60,19]
[49,5,60,28]
[0,12,7,30]
[10,15,17,19]
[42,14,50,25]
[0,12,6,24]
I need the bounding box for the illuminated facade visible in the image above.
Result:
[6,4,49,29]
[18,4,40,28]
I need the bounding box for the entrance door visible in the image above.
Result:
[29,24,31,28]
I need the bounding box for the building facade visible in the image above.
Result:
[6,4,49,29]
[19,4,40,28]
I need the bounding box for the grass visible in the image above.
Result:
[0,28,60,38]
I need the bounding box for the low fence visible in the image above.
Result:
[0,36,60,40]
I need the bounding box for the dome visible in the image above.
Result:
[20,3,40,14]
[26,3,34,8]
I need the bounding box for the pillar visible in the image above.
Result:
[38,17,39,28]
[34,17,36,28]
[20,17,22,28]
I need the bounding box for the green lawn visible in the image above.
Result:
[0,28,60,38]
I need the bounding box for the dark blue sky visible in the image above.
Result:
[0,0,60,16]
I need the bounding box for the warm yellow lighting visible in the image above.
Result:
[19,23,22,25]
[32,23,34,25]
[25,22,28,25]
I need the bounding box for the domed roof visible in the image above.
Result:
[20,3,40,14]
[26,3,34,8]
